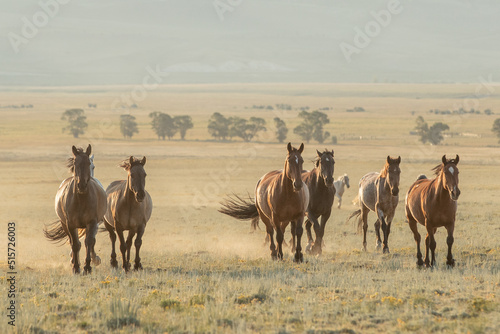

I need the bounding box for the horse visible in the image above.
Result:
[405,155,460,267]
[347,156,401,253]
[333,174,350,209]
[219,143,309,262]
[90,154,104,190]
[103,156,153,272]
[291,149,335,255]
[44,145,107,274]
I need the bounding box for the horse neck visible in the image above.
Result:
[313,167,328,190]
[124,173,135,201]
[281,161,295,194]
[434,171,449,199]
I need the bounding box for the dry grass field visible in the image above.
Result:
[1,83,499,333]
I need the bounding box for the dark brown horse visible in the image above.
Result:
[405,155,460,267]
[220,143,309,262]
[104,156,153,272]
[292,149,335,255]
[44,145,107,274]
[348,156,401,253]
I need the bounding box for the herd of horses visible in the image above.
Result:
[220,143,461,268]
[44,143,460,274]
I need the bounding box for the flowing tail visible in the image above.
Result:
[219,194,259,229]
[346,209,363,234]
[43,220,86,244]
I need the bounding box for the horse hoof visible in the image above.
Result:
[416,259,424,267]
[83,267,92,275]
[73,267,80,274]
[92,256,101,266]
[294,253,304,263]
[446,259,455,267]
[110,259,118,268]
[383,248,390,254]
[134,263,143,271]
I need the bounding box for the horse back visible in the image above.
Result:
[358,172,379,211]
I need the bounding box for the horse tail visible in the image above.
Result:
[346,209,362,233]
[219,193,259,222]
[351,195,360,206]
[43,220,68,244]
[44,221,87,244]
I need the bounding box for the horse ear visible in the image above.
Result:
[455,154,459,164]
[141,156,146,166]
[72,145,78,156]
[442,155,447,164]
[85,144,91,156]
[316,149,322,157]
[129,156,134,166]
[387,156,391,164]
[397,156,401,164]
[298,143,304,154]
[287,142,292,153]
[331,150,334,157]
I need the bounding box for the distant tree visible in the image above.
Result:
[173,115,194,140]
[293,110,330,143]
[414,116,449,145]
[120,114,139,139]
[492,118,500,143]
[274,117,288,143]
[61,108,87,138]
[149,112,177,140]
[228,117,266,142]
[207,112,230,141]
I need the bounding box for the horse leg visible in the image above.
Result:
[83,220,98,274]
[374,219,382,250]
[317,211,331,255]
[293,217,304,263]
[376,205,390,254]
[430,228,437,266]
[125,230,136,269]
[68,227,81,274]
[445,224,455,267]
[275,223,284,260]
[361,205,369,251]
[307,213,321,255]
[261,215,277,259]
[408,217,423,266]
[115,226,129,272]
[337,195,342,209]
[105,220,118,268]
[304,219,313,253]
[133,225,145,270]
[290,221,297,254]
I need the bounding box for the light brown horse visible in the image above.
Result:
[405,155,460,267]
[44,145,107,274]
[348,156,401,253]
[104,156,152,272]
[219,143,309,262]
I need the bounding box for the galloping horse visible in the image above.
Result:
[220,143,309,262]
[405,155,460,267]
[333,174,350,209]
[104,156,152,272]
[348,156,401,253]
[44,145,107,274]
[295,149,335,255]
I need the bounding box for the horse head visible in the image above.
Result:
[385,156,401,196]
[123,156,147,202]
[315,149,335,187]
[343,174,350,188]
[286,142,305,192]
[441,154,460,201]
[72,145,92,194]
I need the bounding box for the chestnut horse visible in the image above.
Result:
[405,155,460,267]
[104,156,153,272]
[44,145,107,274]
[347,156,401,253]
[219,143,309,262]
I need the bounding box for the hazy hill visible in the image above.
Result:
[1,0,499,86]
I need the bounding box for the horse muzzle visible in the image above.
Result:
[324,177,334,188]
[391,188,399,196]
[451,188,461,201]
[293,181,303,192]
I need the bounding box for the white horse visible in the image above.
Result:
[333,174,350,209]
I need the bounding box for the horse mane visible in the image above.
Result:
[431,164,443,176]
[120,157,143,171]
[66,147,86,173]
[379,162,389,178]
